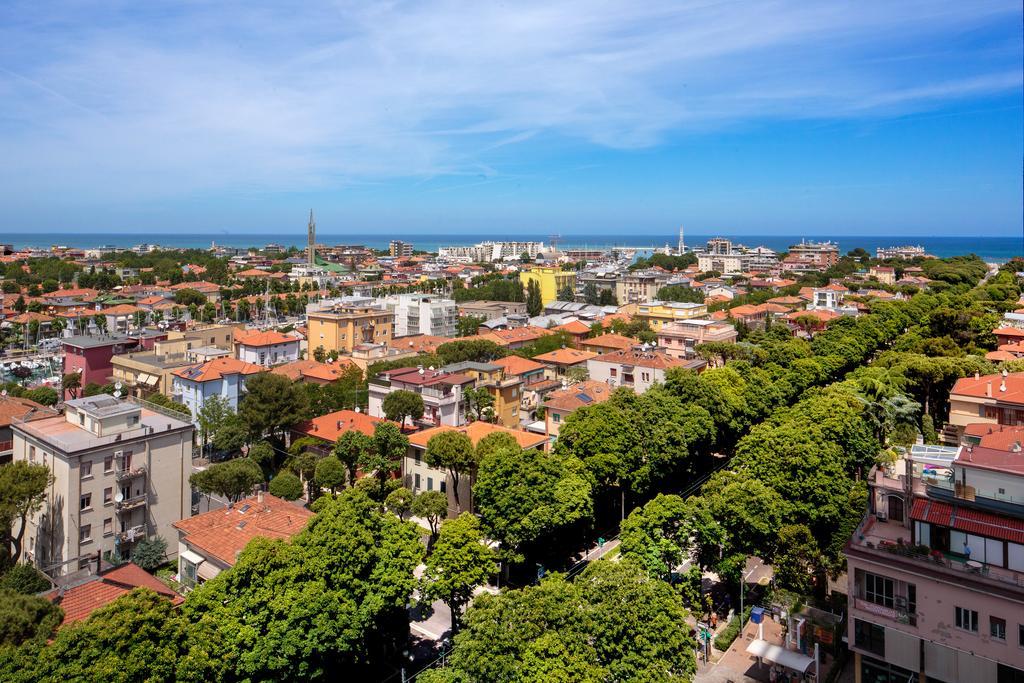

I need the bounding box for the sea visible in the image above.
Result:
[2,232,1021,263]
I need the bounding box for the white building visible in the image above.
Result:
[12,395,194,577]
[171,357,265,421]
[438,241,545,263]
[233,329,301,367]
[383,293,458,338]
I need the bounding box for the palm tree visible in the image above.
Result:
[62,372,82,400]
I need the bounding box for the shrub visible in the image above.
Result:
[713,606,752,651]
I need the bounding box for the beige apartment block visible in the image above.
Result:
[12,395,194,578]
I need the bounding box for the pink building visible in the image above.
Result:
[61,334,137,388]
[656,319,738,360]
[845,443,1024,682]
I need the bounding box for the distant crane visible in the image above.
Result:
[548,234,562,254]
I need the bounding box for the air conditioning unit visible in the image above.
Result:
[113,450,123,458]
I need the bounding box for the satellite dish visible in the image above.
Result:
[115,382,123,390]
[354,406,361,413]
[76,367,83,373]
[1,390,6,397]
[114,492,124,503]
[113,390,122,398]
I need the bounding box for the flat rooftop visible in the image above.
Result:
[61,334,134,349]
[14,403,192,454]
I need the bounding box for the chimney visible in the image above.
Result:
[975,371,980,380]
[1001,379,1007,393]
[986,381,992,397]
[257,489,264,504]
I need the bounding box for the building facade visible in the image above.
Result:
[384,293,458,338]
[657,319,738,359]
[519,267,577,306]
[171,357,265,420]
[367,366,475,428]
[12,395,194,577]
[307,299,394,355]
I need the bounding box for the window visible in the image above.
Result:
[104,456,114,473]
[28,445,35,462]
[864,573,895,609]
[103,518,113,536]
[80,493,92,511]
[853,619,885,657]
[955,606,978,632]
[552,413,561,423]
[79,413,85,425]
[80,524,92,543]
[81,461,93,479]
[414,473,421,490]
[610,368,617,378]
[1019,624,1024,648]
[440,481,446,494]
[103,487,113,504]
[129,415,139,427]
[992,617,1007,641]
[427,477,433,491]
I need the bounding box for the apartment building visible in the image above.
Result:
[621,300,709,331]
[389,240,414,258]
[657,319,738,360]
[519,267,577,306]
[439,241,545,263]
[697,252,749,275]
[171,357,265,420]
[384,293,458,338]
[307,298,394,354]
[368,366,475,427]
[62,334,137,387]
[457,300,528,321]
[0,396,57,465]
[439,361,523,429]
[788,240,840,267]
[616,270,670,305]
[543,380,614,437]
[587,346,705,394]
[12,395,194,577]
[533,348,597,380]
[233,329,301,367]
[845,442,1024,682]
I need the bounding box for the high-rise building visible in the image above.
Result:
[788,239,839,267]
[383,293,458,337]
[13,395,195,577]
[389,240,414,258]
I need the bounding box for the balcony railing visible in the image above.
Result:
[117,524,145,543]
[115,465,146,482]
[116,494,147,512]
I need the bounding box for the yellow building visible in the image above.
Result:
[441,361,522,429]
[621,300,709,331]
[519,267,577,306]
[307,303,394,355]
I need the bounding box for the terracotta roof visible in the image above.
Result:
[234,329,298,347]
[590,347,698,370]
[583,333,637,351]
[543,380,615,412]
[172,357,265,382]
[993,327,1024,339]
[553,320,591,335]
[491,355,547,377]
[951,373,1024,405]
[910,498,1024,545]
[0,395,57,428]
[45,562,182,627]
[384,367,475,386]
[7,312,55,324]
[408,421,548,450]
[533,348,597,365]
[42,288,99,299]
[169,281,220,292]
[785,309,840,323]
[173,493,314,566]
[965,424,1024,451]
[998,342,1024,353]
[986,351,1018,362]
[101,304,143,316]
[390,334,450,355]
[958,444,1024,476]
[137,295,167,306]
[477,326,553,346]
[292,409,384,441]
[271,358,357,382]
[235,268,285,279]
[767,296,805,306]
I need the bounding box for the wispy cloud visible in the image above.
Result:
[0,0,1019,202]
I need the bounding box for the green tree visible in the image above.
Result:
[773,524,821,594]
[314,455,347,496]
[363,422,408,500]
[246,441,276,480]
[173,288,207,306]
[421,513,496,632]
[385,486,414,521]
[381,389,424,428]
[474,446,592,563]
[457,314,486,337]
[0,564,50,594]
[556,283,575,302]
[582,282,599,305]
[189,458,263,503]
[0,589,62,647]
[424,430,476,512]
[334,430,375,488]
[268,472,304,500]
[183,491,423,679]
[0,462,53,564]
[463,385,495,423]
[437,338,507,364]
[196,395,232,454]
[526,279,543,316]
[61,372,81,400]
[211,413,248,453]
[620,493,690,580]
[411,491,448,538]
[130,536,168,571]
[21,387,57,406]
[598,288,617,306]
[237,372,308,441]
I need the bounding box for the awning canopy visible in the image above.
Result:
[179,549,205,565]
[141,373,160,386]
[911,498,1024,544]
[745,640,815,673]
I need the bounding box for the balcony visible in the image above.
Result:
[116,493,147,512]
[117,524,145,543]
[115,465,147,483]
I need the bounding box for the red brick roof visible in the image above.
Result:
[951,373,1024,405]
[172,357,265,382]
[45,562,182,627]
[234,329,297,347]
[590,347,694,370]
[533,348,597,365]
[271,359,356,383]
[173,493,314,566]
[491,355,547,376]
[543,380,615,412]
[553,320,591,335]
[0,395,56,428]
[911,498,1024,544]
[582,333,637,351]
[408,421,548,450]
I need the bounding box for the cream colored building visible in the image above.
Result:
[12,395,194,578]
[111,327,235,398]
[620,300,709,331]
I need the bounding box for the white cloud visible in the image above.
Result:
[0,0,1019,201]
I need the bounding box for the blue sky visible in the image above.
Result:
[0,1,1021,236]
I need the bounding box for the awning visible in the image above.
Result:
[180,549,205,565]
[141,373,160,386]
[911,498,1024,544]
[745,640,815,673]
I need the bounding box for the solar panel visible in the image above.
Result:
[577,393,593,403]
[239,504,251,513]
[236,520,248,529]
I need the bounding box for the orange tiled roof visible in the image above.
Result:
[0,395,56,428]
[583,333,637,351]
[993,327,1024,339]
[785,309,839,323]
[986,351,1018,362]
[172,357,265,382]
[965,424,1024,451]
[271,359,356,382]
[389,334,450,355]
[544,380,615,412]
[44,562,182,627]
[137,295,167,306]
[478,326,553,346]
[7,312,55,324]
[952,373,1024,405]
[173,493,314,566]
[42,288,99,300]
[533,348,597,365]
[408,421,548,450]
[101,304,143,316]
[491,355,547,376]
[591,347,694,370]
[293,409,385,441]
[234,329,298,347]
[553,320,591,335]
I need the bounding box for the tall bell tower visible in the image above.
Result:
[307,209,316,267]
